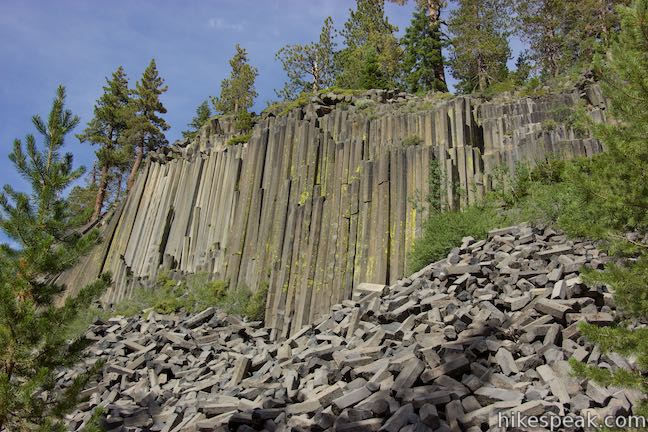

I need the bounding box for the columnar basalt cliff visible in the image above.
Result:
[61,86,607,337]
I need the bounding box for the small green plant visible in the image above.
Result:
[298,190,310,205]
[354,98,375,110]
[264,92,314,117]
[66,271,268,341]
[244,283,268,321]
[402,135,422,147]
[519,77,548,97]
[482,79,517,99]
[427,159,443,212]
[227,132,252,146]
[541,118,558,132]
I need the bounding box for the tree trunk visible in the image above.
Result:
[312,60,320,93]
[127,143,143,192]
[91,163,98,186]
[477,53,487,92]
[425,0,448,91]
[115,172,123,202]
[91,165,109,222]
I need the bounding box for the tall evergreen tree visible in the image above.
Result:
[275,17,336,99]
[510,52,533,85]
[390,0,448,89]
[447,0,511,93]
[336,0,402,89]
[515,0,628,78]
[77,66,132,221]
[212,44,258,116]
[181,100,212,140]
[401,5,447,93]
[124,59,169,191]
[566,0,648,416]
[0,86,109,431]
[514,1,565,78]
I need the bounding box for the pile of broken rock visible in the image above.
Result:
[60,224,643,431]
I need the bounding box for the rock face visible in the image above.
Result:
[59,87,607,336]
[61,225,642,431]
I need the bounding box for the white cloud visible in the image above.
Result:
[208,17,243,32]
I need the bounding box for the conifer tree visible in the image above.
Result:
[275,17,336,99]
[510,52,532,85]
[567,0,648,416]
[390,0,448,89]
[336,0,402,89]
[212,44,258,132]
[0,86,109,431]
[447,0,511,93]
[182,100,211,140]
[515,0,628,78]
[77,66,132,221]
[124,59,169,191]
[401,5,447,93]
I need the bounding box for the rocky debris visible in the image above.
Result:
[60,225,643,431]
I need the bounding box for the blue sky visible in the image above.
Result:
[0,1,418,189]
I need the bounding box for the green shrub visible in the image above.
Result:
[402,135,422,147]
[227,133,252,146]
[482,79,517,99]
[541,119,558,132]
[354,98,375,110]
[427,159,443,212]
[408,202,504,273]
[264,92,314,117]
[244,283,268,321]
[519,77,548,97]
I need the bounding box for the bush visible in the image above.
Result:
[264,92,314,117]
[408,202,504,273]
[244,283,268,321]
[402,135,422,146]
[519,77,548,97]
[486,157,612,242]
[408,156,600,274]
[65,271,268,340]
[354,98,376,110]
[227,133,252,146]
[482,79,517,99]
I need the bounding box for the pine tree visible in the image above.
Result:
[390,0,448,89]
[212,45,258,134]
[514,0,566,79]
[336,0,402,89]
[447,0,511,93]
[212,44,258,132]
[566,0,648,416]
[510,52,533,85]
[77,66,132,221]
[401,5,447,93]
[124,59,169,191]
[358,45,392,90]
[67,182,99,226]
[181,100,211,140]
[275,17,336,99]
[515,0,628,79]
[0,86,109,431]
